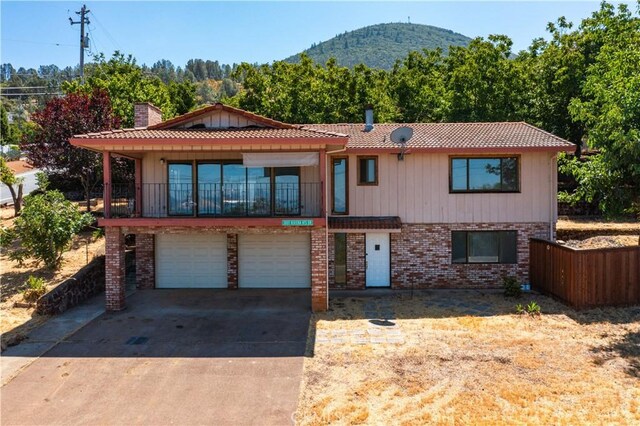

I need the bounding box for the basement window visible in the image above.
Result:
[452,231,517,264]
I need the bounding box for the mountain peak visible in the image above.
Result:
[285,22,471,69]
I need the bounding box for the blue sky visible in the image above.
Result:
[1,1,631,69]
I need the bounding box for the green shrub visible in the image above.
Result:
[22,276,47,302]
[515,301,542,317]
[502,276,522,298]
[0,190,93,269]
[526,301,541,316]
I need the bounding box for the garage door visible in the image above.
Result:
[156,234,227,288]
[239,234,311,288]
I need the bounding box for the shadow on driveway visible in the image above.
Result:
[40,289,312,358]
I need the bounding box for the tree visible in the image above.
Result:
[0,157,24,216]
[445,35,528,122]
[62,52,178,127]
[563,2,640,216]
[0,190,93,269]
[21,89,121,211]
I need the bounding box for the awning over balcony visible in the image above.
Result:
[242,152,319,167]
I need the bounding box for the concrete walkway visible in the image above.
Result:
[1,285,136,386]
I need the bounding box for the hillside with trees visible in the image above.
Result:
[1,2,638,217]
[285,23,471,69]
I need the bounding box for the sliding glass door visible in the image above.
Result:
[274,167,300,215]
[168,163,194,216]
[197,163,221,216]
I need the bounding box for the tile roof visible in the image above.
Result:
[329,216,402,230]
[306,122,575,151]
[6,160,36,175]
[72,127,346,140]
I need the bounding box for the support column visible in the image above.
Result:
[105,227,126,311]
[136,233,155,289]
[103,152,112,219]
[227,233,238,289]
[311,227,329,312]
[134,158,142,217]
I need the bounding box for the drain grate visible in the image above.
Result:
[125,336,149,345]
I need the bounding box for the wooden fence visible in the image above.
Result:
[529,238,640,309]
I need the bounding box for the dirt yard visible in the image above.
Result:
[557,217,640,232]
[296,291,640,425]
[1,206,105,349]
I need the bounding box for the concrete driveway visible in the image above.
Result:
[1,290,311,426]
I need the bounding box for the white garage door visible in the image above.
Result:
[239,234,311,288]
[155,234,227,288]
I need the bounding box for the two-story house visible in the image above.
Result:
[70,103,574,312]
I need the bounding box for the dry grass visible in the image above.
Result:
[557,217,640,232]
[296,292,640,425]
[1,207,105,349]
[564,235,639,249]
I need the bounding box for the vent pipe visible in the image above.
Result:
[364,105,374,132]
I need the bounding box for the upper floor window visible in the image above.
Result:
[450,157,519,193]
[357,156,378,186]
[332,157,348,214]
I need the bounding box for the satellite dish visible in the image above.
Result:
[390,126,413,160]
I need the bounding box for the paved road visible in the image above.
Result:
[1,290,311,426]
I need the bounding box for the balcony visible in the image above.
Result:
[108,182,322,219]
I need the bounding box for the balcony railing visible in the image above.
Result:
[108,182,322,218]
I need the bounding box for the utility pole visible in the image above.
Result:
[69,4,90,82]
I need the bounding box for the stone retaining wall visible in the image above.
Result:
[36,256,105,315]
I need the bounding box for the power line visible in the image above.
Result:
[1,86,56,89]
[1,38,76,47]
[0,92,63,97]
[89,11,121,51]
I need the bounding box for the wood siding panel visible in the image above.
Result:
[175,110,263,129]
[326,151,555,223]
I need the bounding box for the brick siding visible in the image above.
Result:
[105,227,126,311]
[328,222,550,289]
[311,227,328,312]
[135,234,155,289]
[111,225,329,312]
[227,233,238,289]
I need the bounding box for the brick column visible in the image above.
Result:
[347,233,366,289]
[136,233,155,289]
[311,228,328,312]
[105,227,126,311]
[227,233,238,289]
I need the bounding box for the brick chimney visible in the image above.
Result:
[134,103,162,128]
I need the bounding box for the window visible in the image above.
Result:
[450,157,519,192]
[357,156,378,185]
[334,233,347,285]
[167,161,301,217]
[452,231,517,264]
[168,162,194,216]
[332,157,348,214]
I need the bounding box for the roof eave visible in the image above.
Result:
[345,145,576,154]
[69,136,348,150]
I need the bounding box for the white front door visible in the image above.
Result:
[366,233,390,287]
